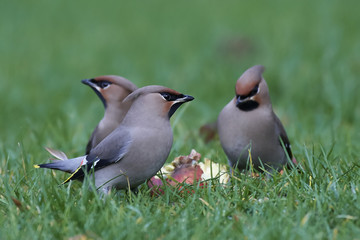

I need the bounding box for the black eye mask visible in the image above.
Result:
[91,80,112,89]
[237,84,259,100]
[160,92,185,101]
[160,92,192,118]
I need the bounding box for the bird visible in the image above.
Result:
[35,85,194,194]
[217,65,294,172]
[81,75,137,154]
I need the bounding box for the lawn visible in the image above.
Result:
[1,1,359,239]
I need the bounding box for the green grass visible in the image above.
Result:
[1,0,360,239]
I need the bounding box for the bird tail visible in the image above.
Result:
[34,156,87,174]
[44,147,68,160]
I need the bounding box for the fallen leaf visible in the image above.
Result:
[199,122,217,143]
[11,197,22,209]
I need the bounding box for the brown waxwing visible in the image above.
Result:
[35,85,194,194]
[81,75,137,154]
[217,65,294,172]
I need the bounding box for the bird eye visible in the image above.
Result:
[98,81,111,89]
[161,92,171,101]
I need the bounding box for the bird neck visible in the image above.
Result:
[121,97,170,129]
[103,102,129,123]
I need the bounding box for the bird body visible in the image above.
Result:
[82,75,137,154]
[217,65,292,172]
[93,125,172,190]
[36,85,194,193]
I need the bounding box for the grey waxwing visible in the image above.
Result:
[217,65,294,172]
[81,75,137,154]
[35,85,194,194]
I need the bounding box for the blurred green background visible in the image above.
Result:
[1,0,360,239]
[1,0,360,152]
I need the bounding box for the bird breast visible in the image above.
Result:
[218,100,283,169]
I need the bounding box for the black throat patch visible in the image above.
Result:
[236,100,259,111]
[168,102,183,118]
[90,87,107,108]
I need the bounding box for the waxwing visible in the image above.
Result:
[82,75,137,154]
[35,85,194,194]
[217,65,294,172]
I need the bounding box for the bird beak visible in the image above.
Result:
[82,78,102,92]
[82,79,107,108]
[167,95,194,119]
[175,95,195,103]
[236,95,248,105]
[81,79,95,87]
[81,79,99,90]
[81,78,91,86]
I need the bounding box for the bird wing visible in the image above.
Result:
[85,125,99,155]
[274,114,293,159]
[64,126,132,183]
[85,136,94,155]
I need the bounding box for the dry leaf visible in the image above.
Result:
[199,122,217,143]
[11,197,22,209]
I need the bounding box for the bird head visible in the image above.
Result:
[234,65,271,111]
[123,85,194,119]
[81,75,137,108]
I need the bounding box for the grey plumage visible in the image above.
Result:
[82,75,137,154]
[217,65,293,172]
[36,85,194,193]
